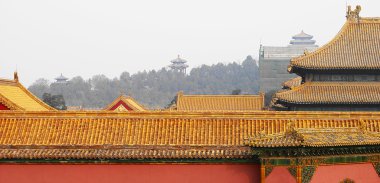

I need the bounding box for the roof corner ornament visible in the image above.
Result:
[346,5,361,22]
[304,49,309,55]
[359,119,367,133]
[119,90,125,96]
[257,128,266,139]
[177,90,184,97]
[287,65,293,73]
[14,71,19,82]
[285,119,296,134]
[285,119,304,142]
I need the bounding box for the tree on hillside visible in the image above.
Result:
[29,55,260,109]
[42,93,67,110]
[29,78,50,98]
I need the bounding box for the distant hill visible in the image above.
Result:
[28,56,259,109]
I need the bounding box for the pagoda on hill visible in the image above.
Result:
[271,5,380,111]
[289,30,317,46]
[54,73,68,83]
[259,30,318,96]
[169,55,189,74]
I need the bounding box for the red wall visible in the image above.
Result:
[0,164,260,183]
[0,103,9,110]
[265,166,296,183]
[311,163,379,183]
[110,101,133,111]
[264,163,380,183]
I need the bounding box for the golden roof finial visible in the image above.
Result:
[14,71,19,82]
[346,5,361,22]
[177,90,184,97]
[119,90,125,96]
[285,119,304,142]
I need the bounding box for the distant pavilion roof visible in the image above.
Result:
[170,55,188,64]
[260,31,318,59]
[169,55,189,70]
[55,73,68,82]
[289,30,316,46]
[292,31,313,39]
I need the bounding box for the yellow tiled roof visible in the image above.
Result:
[0,111,379,159]
[274,82,380,105]
[0,79,54,111]
[175,92,264,111]
[289,17,380,72]
[103,95,146,111]
[246,121,380,147]
[282,77,302,89]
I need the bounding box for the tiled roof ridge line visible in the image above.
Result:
[0,78,17,86]
[182,95,263,97]
[245,119,380,147]
[311,81,380,85]
[0,92,24,110]
[282,77,302,88]
[121,95,147,111]
[103,95,146,111]
[15,82,56,111]
[2,111,380,117]
[289,20,351,71]
[0,145,248,149]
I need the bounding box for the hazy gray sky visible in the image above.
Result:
[0,0,379,86]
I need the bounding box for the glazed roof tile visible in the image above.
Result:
[289,18,380,72]
[246,121,380,147]
[103,95,146,111]
[175,92,264,111]
[274,82,380,105]
[0,79,54,111]
[0,111,379,159]
[282,77,302,89]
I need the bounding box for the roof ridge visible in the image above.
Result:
[0,78,17,86]
[0,92,24,110]
[359,17,380,22]
[120,95,146,111]
[289,21,351,71]
[182,94,262,97]
[311,81,380,85]
[15,82,56,111]
[103,94,146,111]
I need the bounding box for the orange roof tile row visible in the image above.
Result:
[289,17,380,72]
[273,82,380,104]
[0,146,252,160]
[175,92,264,111]
[282,77,302,89]
[0,111,379,159]
[247,127,380,148]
